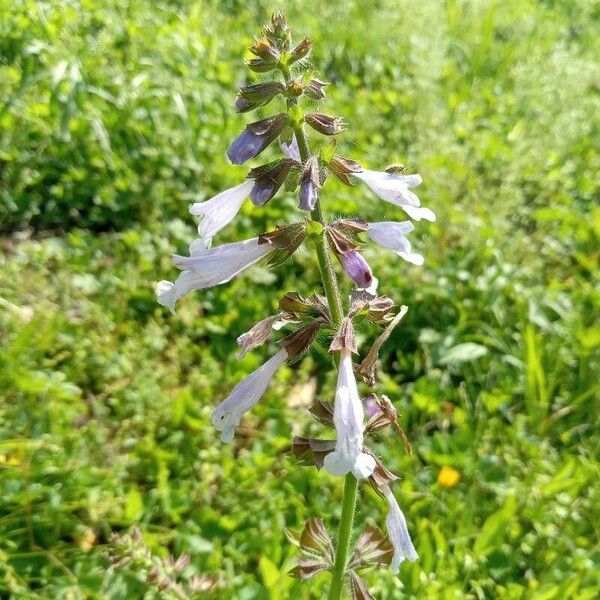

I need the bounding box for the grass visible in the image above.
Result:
[1,0,599,598]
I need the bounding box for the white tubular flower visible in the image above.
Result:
[353,169,436,222]
[189,179,254,239]
[324,349,376,479]
[382,485,419,572]
[156,237,270,313]
[367,221,425,266]
[212,348,288,442]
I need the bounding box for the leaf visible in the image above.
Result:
[125,488,144,522]
[474,495,517,556]
[259,555,279,589]
[439,342,488,364]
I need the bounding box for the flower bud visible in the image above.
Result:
[245,58,276,73]
[235,81,284,113]
[305,113,344,136]
[269,11,289,36]
[340,250,374,289]
[305,78,328,100]
[289,37,312,63]
[287,80,304,98]
[239,81,285,104]
[249,36,281,63]
[227,113,288,165]
[298,157,320,211]
[248,158,297,206]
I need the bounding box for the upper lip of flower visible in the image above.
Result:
[189,179,254,239]
[352,169,436,222]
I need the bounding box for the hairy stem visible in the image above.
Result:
[292,122,358,600]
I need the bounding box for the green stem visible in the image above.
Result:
[328,473,359,600]
[292,124,343,324]
[292,122,358,600]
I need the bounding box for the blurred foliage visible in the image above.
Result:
[1,0,599,598]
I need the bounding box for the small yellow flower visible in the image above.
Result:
[438,466,461,487]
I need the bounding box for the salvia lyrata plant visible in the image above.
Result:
[157,13,436,600]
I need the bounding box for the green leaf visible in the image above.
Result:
[439,342,488,364]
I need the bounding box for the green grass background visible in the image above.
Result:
[1,0,599,598]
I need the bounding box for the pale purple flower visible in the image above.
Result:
[227,113,288,165]
[212,348,289,442]
[280,137,301,162]
[353,169,436,222]
[299,157,319,211]
[189,180,254,239]
[324,349,376,479]
[156,237,270,313]
[382,484,418,571]
[367,221,425,265]
[340,250,374,288]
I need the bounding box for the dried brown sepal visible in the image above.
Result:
[292,436,335,469]
[329,155,362,186]
[326,225,359,256]
[235,81,284,112]
[349,571,376,600]
[385,163,407,174]
[258,222,307,267]
[290,37,312,63]
[247,112,288,136]
[249,36,281,63]
[349,291,396,324]
[329,316,357,354]
[278,291,330,322]
[248,159,299,207]
[245,58,275,73]
[305,78,329,100]
[236,313,287,358]
[357,305,408,386]
[300,517,334,561]
[365,447,400,488]
[266,11,289,41]
[349,526,394,570]
[281,320,323,358]
[379,394,413,455]
[289,559,329,581]
[308,400,334,427]
[332,219,369,236]
[305,113,345,136]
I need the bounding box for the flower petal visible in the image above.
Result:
[212,348,288,442]
[382,485,418,572]
[189,180,254,239]
[400,205,436,222]
[158,237,270,311]
[324,350,375,479]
